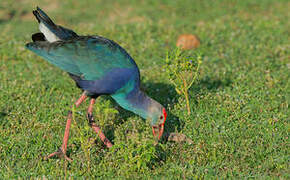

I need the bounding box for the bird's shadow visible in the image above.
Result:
[0,112,7,121]
[191,76,232,94]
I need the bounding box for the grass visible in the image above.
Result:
[0,0,289,178]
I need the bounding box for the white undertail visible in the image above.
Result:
[39,22,60,42]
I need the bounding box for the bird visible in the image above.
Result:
[26,7,167,161]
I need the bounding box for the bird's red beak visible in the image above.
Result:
[152,108,167,140]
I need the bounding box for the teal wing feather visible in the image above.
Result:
[25,36,137,80]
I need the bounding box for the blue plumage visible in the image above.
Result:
[26,36,138,82]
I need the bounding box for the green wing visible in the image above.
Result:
[26,36,137,80]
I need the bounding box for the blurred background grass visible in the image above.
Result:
[0,0,289,178]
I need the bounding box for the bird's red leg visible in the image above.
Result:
[44,93,87,161]
[87,98,113,148]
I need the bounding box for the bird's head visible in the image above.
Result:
[148,101,167,140]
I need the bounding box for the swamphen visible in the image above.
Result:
[26,7,167,161]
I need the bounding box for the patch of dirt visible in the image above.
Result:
[20,11,34,21]
[19,0,60,21]
[43,0,60,11]
[106,3,147,24]
[0,9,15,22]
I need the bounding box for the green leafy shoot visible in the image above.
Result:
[164,48,202,115]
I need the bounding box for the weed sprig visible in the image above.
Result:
[164,48,202,115]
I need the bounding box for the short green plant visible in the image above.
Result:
[164,48,202,115]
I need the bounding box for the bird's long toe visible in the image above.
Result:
[44,148,72,162]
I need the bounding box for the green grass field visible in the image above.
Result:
[0,0,289,178]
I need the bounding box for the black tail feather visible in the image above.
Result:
[31,7,78,40]
[32,10,41,23]
[32,7,56,27]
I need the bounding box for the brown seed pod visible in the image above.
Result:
[176,34,200,50]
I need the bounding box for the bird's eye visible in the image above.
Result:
[160,116,163,119]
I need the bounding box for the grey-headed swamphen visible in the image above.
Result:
[25,7,167,161]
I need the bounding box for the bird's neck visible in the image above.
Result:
[111,82,151,119]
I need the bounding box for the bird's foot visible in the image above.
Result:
[44,148,72,162]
